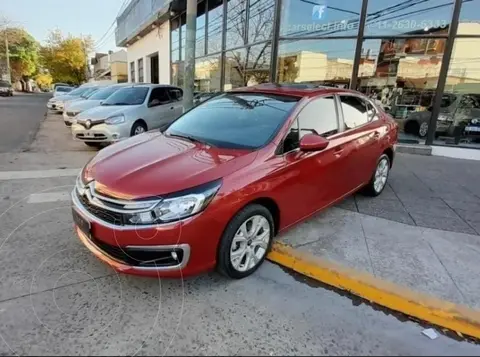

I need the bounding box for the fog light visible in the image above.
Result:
[171,251,178,261]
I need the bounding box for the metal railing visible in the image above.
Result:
[115,0,171,46]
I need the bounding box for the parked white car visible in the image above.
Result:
[47,85,96,112]
[71,84,183,147]
[63,84,130,126]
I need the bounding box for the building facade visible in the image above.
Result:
[116,0,480,150]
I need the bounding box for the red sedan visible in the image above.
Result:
[72,84,398,279]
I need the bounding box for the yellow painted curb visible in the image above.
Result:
[267,242,480,339]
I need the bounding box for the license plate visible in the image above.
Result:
[72,208,91,236]
[465,126,480,132]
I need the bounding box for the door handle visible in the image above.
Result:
[334,146,344,154]
[170,106,174,110]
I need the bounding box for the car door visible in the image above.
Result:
[336,94,384,191]
[274,95,349,223]
[145,87,176,129]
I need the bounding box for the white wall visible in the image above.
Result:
[126,22,170,84]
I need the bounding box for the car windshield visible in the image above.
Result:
[102,87,148,106]
[166,93,299,149]
[88,86,122,100]
[68,87,90,96]
[56,86,73,93]
[81,88,99,99]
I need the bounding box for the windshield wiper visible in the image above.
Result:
[167,133,214,147]
[111,102,131,105]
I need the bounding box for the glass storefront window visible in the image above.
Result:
[196,1,207,58]
[356,38,444,143]
[364,0,453,37]
[171,17,182,87]
[226,0,247,50]
[195,55,222,93]
[181,13,186,61]
[224,42,272,90]
[276,39,356,88]
[439,37,480,148]
[207,0,224,54]
[280,0,361,38]
[248,0,275,43]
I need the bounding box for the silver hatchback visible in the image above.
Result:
[71,84,183,147]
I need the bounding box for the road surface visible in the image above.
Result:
[0,92,50,153]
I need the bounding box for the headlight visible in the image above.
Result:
[472,118,479,124]
[105,114,125,125]
[127,180,222,224]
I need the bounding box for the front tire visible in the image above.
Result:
[217,204,274,279]
[130,121,147,136]
[362,154,390,197]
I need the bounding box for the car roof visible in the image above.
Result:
[229,83,358,98]
[124,83,181,89]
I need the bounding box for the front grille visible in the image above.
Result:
[76,133,108,141]
[77,191,124,225]
[90,237,184,267]
[67,111,77,117]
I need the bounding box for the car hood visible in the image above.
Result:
[83,132,257,199]
[76,105,136,121]
[67,99,102,113]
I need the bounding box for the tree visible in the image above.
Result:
[0,27,39,82]
[35,72,52,90]
[41,30,93,85]
[225,0,274,87]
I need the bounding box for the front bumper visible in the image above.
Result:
[72,122,131,143]
[47,102,63,111]
[71,189,218,277]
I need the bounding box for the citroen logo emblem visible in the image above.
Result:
[85,120,92,129]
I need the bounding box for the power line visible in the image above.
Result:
[93,0,130,49]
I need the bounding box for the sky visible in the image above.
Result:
[0,0,128,54]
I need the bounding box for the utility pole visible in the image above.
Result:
[183,0,197,111]
[4,31,11,83]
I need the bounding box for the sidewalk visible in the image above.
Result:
[274,153,480,311]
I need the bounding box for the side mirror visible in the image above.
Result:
[299,133,329,152]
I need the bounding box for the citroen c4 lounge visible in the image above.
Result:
[72,84,398,279]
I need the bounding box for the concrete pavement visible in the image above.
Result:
[0,93,51,153]
[1,94,480,354]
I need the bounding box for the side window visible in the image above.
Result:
[148,88,170,106]
[298,96,338,138]
[340,96,370,129]
[367,102,378,121]
[168,88,183,101]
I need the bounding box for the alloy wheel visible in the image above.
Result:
[373,158,389,193]
[419,122,428,137]
[134,126,146,135]
[230,215,270,272]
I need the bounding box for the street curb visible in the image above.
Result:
[267,242,480,339]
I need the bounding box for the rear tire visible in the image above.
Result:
[217,204,274,279]
[362,154,390,197]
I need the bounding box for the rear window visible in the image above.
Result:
[166,93,299,149]
[56,86,73,93]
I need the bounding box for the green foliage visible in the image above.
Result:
[40,30,93,85]
[0,27,39,81]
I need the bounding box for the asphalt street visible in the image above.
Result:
[0,93,479,355]
[0,93,50,153]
